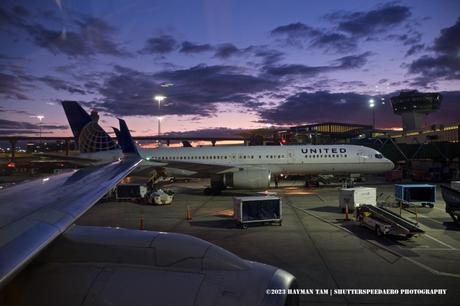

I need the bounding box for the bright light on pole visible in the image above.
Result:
[153,96,166,144]
[154,95,166,111]
[369,99,375,128]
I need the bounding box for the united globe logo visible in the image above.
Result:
[78,121,118,153]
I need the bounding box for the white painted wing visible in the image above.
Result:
[0,157,142,287]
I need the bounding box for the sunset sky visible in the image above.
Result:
[1,0,459,137]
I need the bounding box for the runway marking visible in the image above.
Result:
[294,206,460,279]
[417,214,444,225]
[424,233,457,250]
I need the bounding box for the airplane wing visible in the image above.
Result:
[0,156,142,287]
[32,152,99,165]
[148,159,240,175]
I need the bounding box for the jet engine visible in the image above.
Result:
[2,225,298,306]
[211,169,271,189]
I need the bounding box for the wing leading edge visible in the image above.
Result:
[0,157,142,287]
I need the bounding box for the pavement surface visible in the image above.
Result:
[77,179,460,305]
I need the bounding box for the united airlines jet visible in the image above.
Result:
[58,101,393,191]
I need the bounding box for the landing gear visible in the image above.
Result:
[342,177,355,188]
[304,176,319,187]
[204,187,222,195]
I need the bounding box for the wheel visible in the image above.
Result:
[429,204,434,208]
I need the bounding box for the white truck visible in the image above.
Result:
[339,187,376,212]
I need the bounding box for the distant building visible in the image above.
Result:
[278,122,373,145]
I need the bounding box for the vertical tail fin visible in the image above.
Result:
[117,119,139,155]
[61,101,118,153]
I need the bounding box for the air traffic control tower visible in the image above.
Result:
[390,91,442,131]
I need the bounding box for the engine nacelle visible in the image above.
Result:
[224,169,271,189]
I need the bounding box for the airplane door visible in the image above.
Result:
[357,150,369,163]
[287,148,297,163]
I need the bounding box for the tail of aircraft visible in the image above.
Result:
[61,101,119,153]
[117,118,139,155]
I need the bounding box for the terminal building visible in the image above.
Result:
[270,91,459,181]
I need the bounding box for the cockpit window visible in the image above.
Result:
[375,154,383,159]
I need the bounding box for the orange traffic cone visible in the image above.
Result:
[139,215,144,230]
[186,206,192,221]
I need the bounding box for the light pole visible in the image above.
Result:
[154,95,166,145]
[37,115,45,144]
[157,116,163,136]
[369,99,375,129]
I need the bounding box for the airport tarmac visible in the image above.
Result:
[77,179,460,305]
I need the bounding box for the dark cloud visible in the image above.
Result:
[259,91,375,125]
[271,22,318,47]
[12,5,29,17]
[1,7,129,57]
[271,22,356,53]
[433,18,460,54]
[0,107,33,116]
[179,41,213,53]
[244,46,284,65]
[330,3,411,37]
[387,30,424,57]
[214,43,242,58]
[37,76,86,94]
[259,90,460,128]
[0,72,34,100]
[0,119,67,131]
[263,51,372,77]
[90,64,277,117]
[164,127,244,138]
[407,19,460,85]
[405,43,425,57]
[140,35,177,54]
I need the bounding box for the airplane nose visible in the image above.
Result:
[385,159,394,171]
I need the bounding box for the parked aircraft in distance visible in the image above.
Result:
[57,101,393,193]
[0,118,298,306]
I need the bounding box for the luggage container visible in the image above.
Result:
[339,187,376,212]
[395,184,436,208]
[233,196,282,228]
[116,184,148,200]
[451,181,460,192]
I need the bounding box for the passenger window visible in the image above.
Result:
[375,154,383,159]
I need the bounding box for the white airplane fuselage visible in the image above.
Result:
[138,144,394,176]
[78,144,393,177]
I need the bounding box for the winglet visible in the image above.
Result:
[112,127,123,149]
[118,119,139,155]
